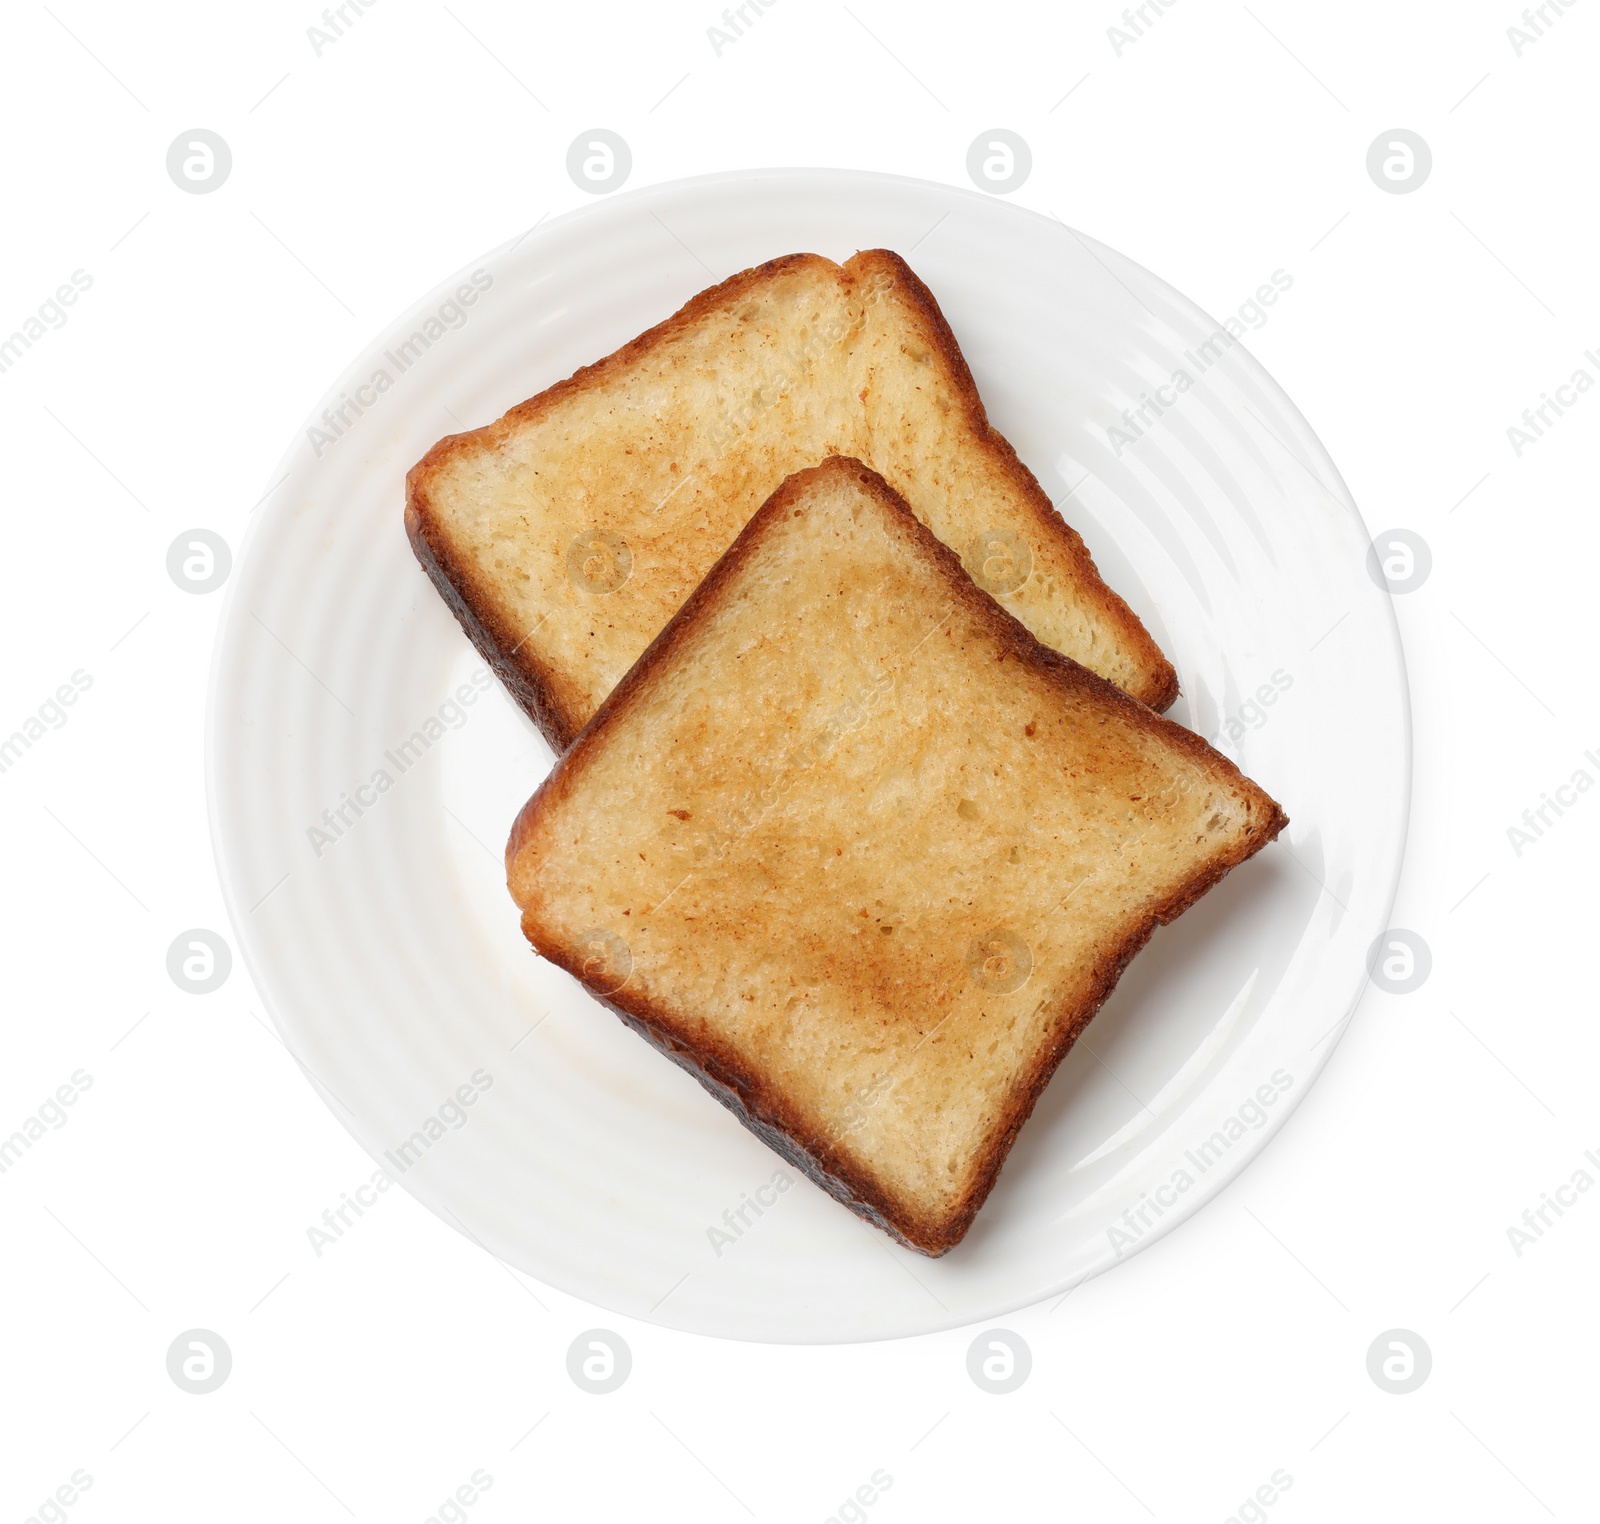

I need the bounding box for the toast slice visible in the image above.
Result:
[507,458,1285,1255]
[408,249,1177,751]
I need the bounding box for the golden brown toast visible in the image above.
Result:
[407,250,1177,750]
[507,459,1285,1255]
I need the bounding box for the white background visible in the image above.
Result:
[1,1,1595,1519]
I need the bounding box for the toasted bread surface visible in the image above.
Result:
[507,459,1285,1255]
[408,251,1177,749]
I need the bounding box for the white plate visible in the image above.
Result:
[207,169,1408,1343]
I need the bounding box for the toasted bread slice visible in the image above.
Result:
[507,459,1285,1255]
[408,250,1177,750]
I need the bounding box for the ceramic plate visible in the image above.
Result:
[207,169,1408,1342]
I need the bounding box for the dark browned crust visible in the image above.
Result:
[844,250,1180,712]
[405,497,575,749]
[586,992,934,1253]
[509,458,1285,1255]
[406,250,1179,752]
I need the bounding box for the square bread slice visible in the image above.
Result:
[507,458,1285,1255]
[408,249,1177,751]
